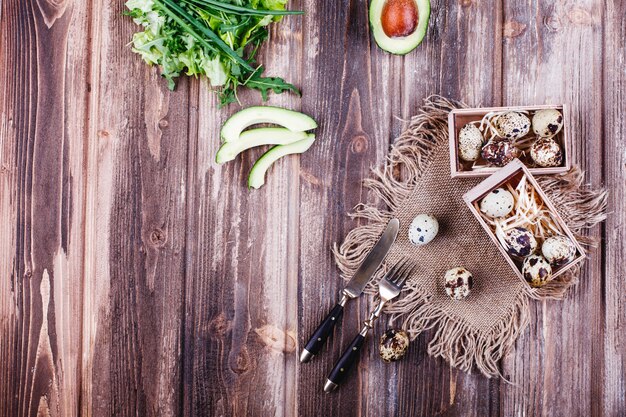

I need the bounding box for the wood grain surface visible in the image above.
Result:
[0,0,624,416]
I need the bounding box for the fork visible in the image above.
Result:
[323,258,415,392]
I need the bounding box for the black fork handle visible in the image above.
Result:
[324,332,367,392]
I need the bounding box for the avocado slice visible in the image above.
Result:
[215,128,309,164]
[369,0,430,55]
[221,106,318,143]
[248,134,316,189]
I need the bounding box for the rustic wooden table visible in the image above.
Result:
[1,0,624,416]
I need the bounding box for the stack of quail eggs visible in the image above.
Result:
[479,187,577,287]
[457,108,565,169]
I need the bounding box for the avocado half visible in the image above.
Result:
[370,0,431,55]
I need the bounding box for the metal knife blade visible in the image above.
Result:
[342,218,399,298]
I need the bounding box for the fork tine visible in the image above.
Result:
[391,258,411,284]
[383,259,404,281]
[394,261,416,287]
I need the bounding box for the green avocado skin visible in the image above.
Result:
[369,0,431,55]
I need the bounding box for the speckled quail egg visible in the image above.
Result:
[480,188,515,218]
[522,255,552,287]
[502,227,537,258]
[458,123,484,161]
[532,109,563,137]
[444,267,474,301]
[530,137,563,167]
[481,139,520,167]
[379,329,410,363]
[495,112,531,139]
[542,235,577,266]
[408,214,439,246]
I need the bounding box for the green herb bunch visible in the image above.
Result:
[125,0,302,106]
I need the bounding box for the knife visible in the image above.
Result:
[300,218,400,363]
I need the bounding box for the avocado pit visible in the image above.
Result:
[381,0,418,38]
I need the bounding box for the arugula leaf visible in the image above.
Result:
[245,72,300,101]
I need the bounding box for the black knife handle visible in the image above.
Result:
[301,302,344,362]
[325,333,366,391]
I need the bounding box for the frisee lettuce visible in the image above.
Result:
[125,0,301,106]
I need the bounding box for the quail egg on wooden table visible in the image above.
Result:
[542,235,577,266]
[379,329,410,363]
[481,139,520,167]
[480,188,515,218]
[530,137,563,167]
[522,255,552,287]
[408,214,439,246]
[444,267,474,301]
[502,227,537,257]
[532,109,564,137]
[458,123,484,162]
[495,112,531,140]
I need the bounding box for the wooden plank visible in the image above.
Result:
[600,0,626,414]
[499,1,607,416]
[0,0,87,415]
[81,2,189,416]
[181,3,304,416]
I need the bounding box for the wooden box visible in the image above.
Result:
[449,105,570,178]
[463,159,585,286]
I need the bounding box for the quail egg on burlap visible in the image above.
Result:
[480,188,515,218]
[522,255,552,287]
[532,109,563,137]
[502,227,537,257]
[495,112,531,139]
[542,235,577,266]
[481,139,520,167]
[408,214,439,246]
[530,137,563,167]
[379,329,410,363]
[458,123,484,161]
[444,267,474,301]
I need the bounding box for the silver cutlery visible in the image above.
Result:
[300,218,400,363]
[324,258,416,392]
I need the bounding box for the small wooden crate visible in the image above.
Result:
[449,105,570,178]
[463,159,585,286]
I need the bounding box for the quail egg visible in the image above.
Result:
[379,329,410,363]
[480,188,515,218]
[542,235,577,266]
[532,109,563,137]
[444,267,474,301]
[481,139,520,167]
[530,137,563,167]
[408,214,439,246]
[458,123,484,161]
[502,227,537,258]
[495,112,531,139]
[522,255,552,287]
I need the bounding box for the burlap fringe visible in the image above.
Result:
[333,95,608,378]
[384,285,530,380]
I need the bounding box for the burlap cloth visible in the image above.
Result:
[334,96,607,378]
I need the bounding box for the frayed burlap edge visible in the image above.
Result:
[333,95,607,378]
[385,285,530,379]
